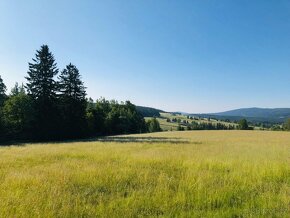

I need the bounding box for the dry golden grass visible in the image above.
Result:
[0,130,289,217]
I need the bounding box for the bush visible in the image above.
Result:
[177,125,185,131]
[2,93,35,139]
[238,119,249,130]
[146,118,161,133]
[283,118,290,131]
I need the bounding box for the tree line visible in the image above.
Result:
[168,117,262,131]
[167,117,236,130]
[176,121,236,131]
[0,45,153,143]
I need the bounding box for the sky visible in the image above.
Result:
[0,0,290,113]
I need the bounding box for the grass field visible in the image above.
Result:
[145,116,182,131]
[156,112,239,131]
[0,131,289,217]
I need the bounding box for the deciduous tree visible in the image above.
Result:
[238,119,249,130]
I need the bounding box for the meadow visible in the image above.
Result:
[0,130,289,217]
[147,112,239,131]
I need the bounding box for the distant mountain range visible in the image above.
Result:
[137,106,290,124]
[212,108,290,118]
[190,108,290,124]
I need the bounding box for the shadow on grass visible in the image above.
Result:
[0,136,201,146]
[0,141,27,147]
[0,138,97,147]
[95,136,194,144]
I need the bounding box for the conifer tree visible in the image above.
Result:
[25,45,60,139]
[58,63,87,138]
[26,45,58,100]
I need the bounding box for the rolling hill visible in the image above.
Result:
[136,106,164,117]
[190,108,290,124]
[139,106,290,124]
[212,107,290,118]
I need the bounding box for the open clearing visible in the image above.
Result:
[146,112,239,131]
[0,131,289,217]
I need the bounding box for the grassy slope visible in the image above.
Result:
[0,131,289,217]
[145,116,181,131]
[149,112,238,131]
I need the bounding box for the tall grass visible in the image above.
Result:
[0,131,289,217]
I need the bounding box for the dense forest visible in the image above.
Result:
[0,45,155,143]
[136,106,163,117]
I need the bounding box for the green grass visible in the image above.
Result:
[145,116,183,131]
[159,117,182,131]
[159,112,239,130]
[0,131,289,217]
[147,112,238,131]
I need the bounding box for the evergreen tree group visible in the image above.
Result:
[0,45,147,142]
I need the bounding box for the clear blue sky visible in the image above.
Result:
[1,0,290,113]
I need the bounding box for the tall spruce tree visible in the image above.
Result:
[59,63,87,138]
[25,45,60,140]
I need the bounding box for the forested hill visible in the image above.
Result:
[187,108,289,124]
[136,106,164,117]
[213,108,290,118]
[143,107,290,123]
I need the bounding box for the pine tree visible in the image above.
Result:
[59,64,86,100]
[26,45,58,100]
[58,63,87,138]
[25,45,60,140]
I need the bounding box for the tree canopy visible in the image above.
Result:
[284,118,290,131]
[238,119,249,130]
[146,118,161,132]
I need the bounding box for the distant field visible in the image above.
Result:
[145,116,181,131]
[147,112,238,131]
[0,131,289,217]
